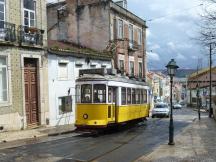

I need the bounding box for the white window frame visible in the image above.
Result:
[117,19,123,39]
[0,55,10,106]
[129,24,133,42]
[138,28,142,45]
[23,0,36,28]
[138,61,143,77]
[119,59,124,71]
[58,62,68,80]
[58,96,73,115]
[0,0,5,28]
[129,61,134,75]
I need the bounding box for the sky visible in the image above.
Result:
[126,0,214,70]
[47,0,214,70]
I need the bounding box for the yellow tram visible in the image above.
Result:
[75,69,151,129]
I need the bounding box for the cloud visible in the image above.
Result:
[176,53,186,60]
[191,55,198,59]
[147,51,160,61]
[150,44,160,50]
[167,42,176,50]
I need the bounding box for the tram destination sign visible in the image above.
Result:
[79,68,107,76]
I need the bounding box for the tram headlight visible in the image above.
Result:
[83,114,88,119]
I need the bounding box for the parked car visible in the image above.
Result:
[179,100,185,106]
[173,103,182,109]
[152,103,170,118]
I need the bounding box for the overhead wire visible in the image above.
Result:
[147,3,204,22]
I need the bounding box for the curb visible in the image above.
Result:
[0,129,77,150]
[48,129,76,136]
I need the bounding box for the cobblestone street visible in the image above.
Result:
[1,107,214,162]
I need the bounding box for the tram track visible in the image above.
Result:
[0,118,165,162]
[62,118,163,162]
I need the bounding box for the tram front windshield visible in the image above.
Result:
[81,84,106,103]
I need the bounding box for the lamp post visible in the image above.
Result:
[166,59,179,145]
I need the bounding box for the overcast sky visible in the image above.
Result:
[47,0,213,70]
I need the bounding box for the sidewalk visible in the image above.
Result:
[0,124,76,149]
[136,116,216,162]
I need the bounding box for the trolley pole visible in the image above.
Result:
[209,43,213,118]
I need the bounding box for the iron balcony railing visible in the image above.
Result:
[18,25,44,46]
[0,21,16,42]
[128,40,141,50]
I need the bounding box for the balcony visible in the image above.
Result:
[128,40,141,51]
[18,25,44,47]
[0,21,16,43]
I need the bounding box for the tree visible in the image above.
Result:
[200,0,216,45]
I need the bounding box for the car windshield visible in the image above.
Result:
[155,104,168,108]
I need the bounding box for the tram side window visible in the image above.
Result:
[93,84,106,103]
[76,85,81,103]
[140,89,144,104]
[144,89,147,103]
[121,87,126,105]
[81,84,92,103]
[127,88,131,105]
[108,87,112,103]
[132,88,136,104]
[136,89,140,104]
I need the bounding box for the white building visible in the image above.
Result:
[48,41,112,126]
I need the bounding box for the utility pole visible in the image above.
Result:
[209,43,213,118]
[196,61,201,120]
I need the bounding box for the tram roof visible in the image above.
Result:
[76,74,148,86]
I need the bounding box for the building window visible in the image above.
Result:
[0,0,5,28]
[58,62,68,80]
[129,24,133,42]
[93,84,106,103]
[130,61,134,76]
[0,56,7,102]
[23,0,36,28]
[127,88,131,105]
[121,87,126,105]
[119,60,124,72]
[138,29,142,45]
[117,19,123,39]
[139,62,143,78]
[90,65,96,68]
[81,84,92,103]
[58,96,72,115]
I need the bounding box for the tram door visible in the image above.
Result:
[108,87,117,122]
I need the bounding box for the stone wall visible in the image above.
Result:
[0,0,48,131]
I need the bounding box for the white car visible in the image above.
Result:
[152,103,170,118]
[173,103,182,109]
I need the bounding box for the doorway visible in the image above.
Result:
[108,87,117,122]
[24,58,39,126]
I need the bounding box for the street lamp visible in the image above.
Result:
[166,59,179,145]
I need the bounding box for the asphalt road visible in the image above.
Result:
[0,107,201,162]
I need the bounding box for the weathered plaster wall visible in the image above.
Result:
[66,0,110,50]
[48,53,111,126]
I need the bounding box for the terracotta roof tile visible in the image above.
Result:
[48,40,113,60]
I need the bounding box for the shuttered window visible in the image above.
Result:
[0,0,5,28]
[58,63,68,80]
[0,56,7,102]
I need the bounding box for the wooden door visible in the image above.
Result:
[24,58,39,126]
